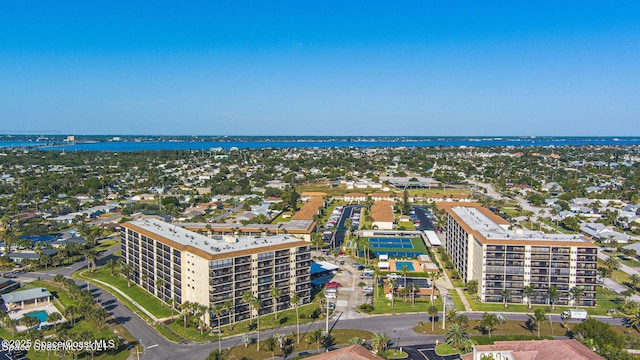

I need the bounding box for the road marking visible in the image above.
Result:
[147,344,158,349]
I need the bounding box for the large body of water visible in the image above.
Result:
[2,137,640,151]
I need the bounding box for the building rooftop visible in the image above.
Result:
[451,206,592,245]
[125,219,308,258]
[304,345,384,360]
[1,288,52,304]
[462,339,603,360]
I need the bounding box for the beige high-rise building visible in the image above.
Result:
[440,203,597,307]
[121,218,312,326]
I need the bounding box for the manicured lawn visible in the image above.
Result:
[95,238,120,252]
[396,222,416,231]
[414,319,568,337]
[78,266,174,318]
[218,329,373,360]
[602,249,640,268]
[385,349,409,359]
[435,343,460,355]
[373,291,443,315]
[461,287,621,316]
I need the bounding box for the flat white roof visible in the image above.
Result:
[423,230,442,246]
[128,219,306,256]
[451,207,590,244]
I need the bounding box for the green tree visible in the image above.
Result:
[529,308,547,338]
[120,263,132,287]
[547,286,559,310]
[211,304,224,352]
[428,305,439,332]
[251,297,262,350]
[242,290,255,326]
[263,336,277,360]
[269,286,282,320]
[308,329,325,353]
[501,289,511,308]
[523,284,536,309]
[290,292,301,343]
[605,257,621,273]
[466,280,479,296]
[371,332,391,353]
[570,287,585,308]
[445,323,470,349]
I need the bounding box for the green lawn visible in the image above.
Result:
[218,329,373,360]
[396,222,416,231]
[602,249,640,268]
[462,287,621,316]
[435,343,460,355]
[95,238,120,252]
[78,266,174,318]
[385,349,409,359]
[373,287,443,315]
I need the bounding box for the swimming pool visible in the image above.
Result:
[395,261,415,271]
[23,310,48,323]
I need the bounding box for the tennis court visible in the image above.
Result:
[360,236,427,259]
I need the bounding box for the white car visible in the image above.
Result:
[362,286,374,292]
[386,273,400,279]
[325,292,337,299]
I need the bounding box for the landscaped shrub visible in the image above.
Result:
[358,304,375,313]
[472,334,554,345]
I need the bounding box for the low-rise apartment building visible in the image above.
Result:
[121,218,312,326]
[440,203,597,307]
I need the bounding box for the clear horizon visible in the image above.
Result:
[1,2,639,136]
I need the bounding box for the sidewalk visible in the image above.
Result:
[455,288,473,312]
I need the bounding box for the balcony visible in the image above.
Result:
[236,280,251,289]
[235,265,251,273]
[296,254,311,261]
[211,268,233,277]
[258,269,273,276]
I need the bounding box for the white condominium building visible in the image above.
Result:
[121,218,312,326]
[442,204,597,307]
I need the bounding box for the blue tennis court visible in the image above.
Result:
[369,237,412,244]
[370,243,414,249]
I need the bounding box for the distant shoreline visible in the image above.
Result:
[2,136,640,152]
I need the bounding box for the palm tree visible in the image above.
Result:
[120,263,133,288]
[308,329,325,353]
[53,274,65,292]
[269,286,282,320]
[242,290,255,326]
[569,287,585,308]
[371,332,391,353]
[401,265,410,287]
[106,259,118,276]
[428,305,439,332]
[47,312,62,331]
[501,289,511,308]
[141,274,150,297]
[444,323,470,349]
[65,306,78,326]
[547,286,559,310]
[211,304,224,351]
[523,284,535,309]
[605,257,621,273]
[264,336,277,360]
[626,310,640,331]
[480,312,498,337]
[250,297,262,350]
[446,308,458,324]
[410,283,420,308]
[223,299,234,330]
[373,269,382,299]
[181,301,192,329]
[529,308,547,338]
[156,278,166,303]
[631,274,640,291]
[388,278,398,307]
[290,292,301,343]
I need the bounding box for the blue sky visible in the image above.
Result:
[1,1,639,136]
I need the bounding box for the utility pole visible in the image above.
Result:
[442,292,446,330]
[325,299,330,333]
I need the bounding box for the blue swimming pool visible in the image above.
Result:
[23,310,48,323]
[395,261,415,271]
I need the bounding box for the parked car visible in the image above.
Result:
[362,286,374,292]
